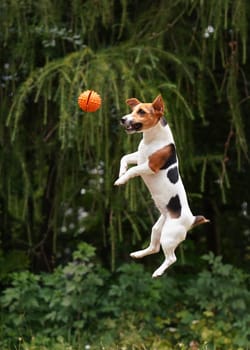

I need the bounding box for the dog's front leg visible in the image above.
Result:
[118,151,138,177]
[114,162,154,186]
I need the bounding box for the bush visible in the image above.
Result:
[0,246,249,350]
[176,253,250,349]
[0,243,109,347]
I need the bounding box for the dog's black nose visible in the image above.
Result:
[121,116,126,124]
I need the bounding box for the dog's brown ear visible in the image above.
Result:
[126,98,141,109]
[152,95,164,115]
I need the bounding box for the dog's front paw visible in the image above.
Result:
[114,176,127,186]
[119,167,127,178]
[114,178,122,186]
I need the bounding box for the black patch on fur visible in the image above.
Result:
[166,195,181,218]
[167,166,179,184]
[160,143,177,169]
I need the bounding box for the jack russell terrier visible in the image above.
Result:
[114,95,209,278]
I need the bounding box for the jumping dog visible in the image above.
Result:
[114,95,209,278]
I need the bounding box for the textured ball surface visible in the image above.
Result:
[78,90,102,112]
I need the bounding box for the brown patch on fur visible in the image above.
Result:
[148,144,175,173]
[191,215,210,228]
[126,98,141,109]
[152,95,164,115]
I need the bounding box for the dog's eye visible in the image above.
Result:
[138,109,146,115]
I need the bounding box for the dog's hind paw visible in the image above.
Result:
[130,245,160,259]
[152,265,168,278]
[130,251,144,259]
[152,256,177,278]
[152,269,164,278]
[130,248,150,259]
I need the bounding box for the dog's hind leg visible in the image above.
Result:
[130,214,165,259]
[152,221,186,278]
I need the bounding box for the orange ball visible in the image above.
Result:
[78,90,102,112]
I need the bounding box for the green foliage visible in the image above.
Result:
[175,253,250,348]
[0,243,108,345]
[0,245,249,349]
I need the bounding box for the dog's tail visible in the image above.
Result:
[191,215,210,229]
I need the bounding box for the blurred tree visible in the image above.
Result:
[0,0,249,273]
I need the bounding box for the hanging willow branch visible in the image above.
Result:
[1,0,249,269]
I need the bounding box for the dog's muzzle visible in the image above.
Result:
[120,116,142,133]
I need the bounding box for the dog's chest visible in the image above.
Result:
[137,124,174,164]
[137,140,162,164]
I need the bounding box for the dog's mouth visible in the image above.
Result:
[122,122,143,133]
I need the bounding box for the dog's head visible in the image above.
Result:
[120,95,164,134]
